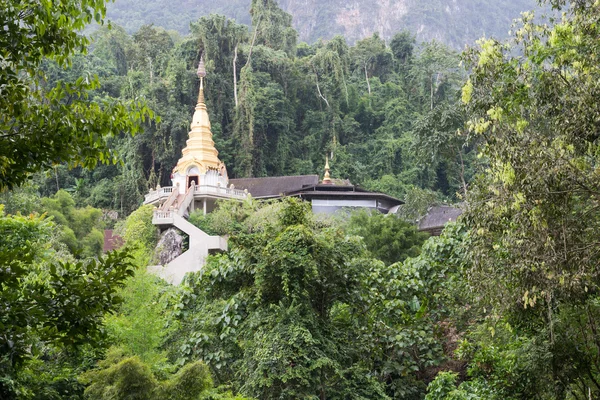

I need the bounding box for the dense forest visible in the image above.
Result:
[15,0,473,218]
[105,0,541,47]
[3,0,600,399]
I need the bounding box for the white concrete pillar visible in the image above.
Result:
[203,198,207,215]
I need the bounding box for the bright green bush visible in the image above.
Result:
[120,204,158,251]
[82,350,216,400]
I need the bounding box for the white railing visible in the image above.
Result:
[176,185,196,216]
[160,186,180,211]
[153,210,174,220]
[147,183,248,206]
[193,184,248,198]
[144,186,176,204]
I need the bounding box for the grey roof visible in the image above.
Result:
[229,175,319,198]
[287,184,403,205]
[418,205,463,231]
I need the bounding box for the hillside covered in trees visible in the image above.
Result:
[106,0,541,47]
[25,0,473,217]
[4,0,600,399]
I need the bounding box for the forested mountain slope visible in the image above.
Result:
[106,0,540,47]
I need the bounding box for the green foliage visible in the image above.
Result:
[0,207,136,398]
[1,187,113,259]
[35,189,106,258]
[347,210,429,265]
[455,0,600,397]
[250,0,297,56]
[173,199,459,399]
[200,388,254,400]
[425,372,461,400]
[189,199,282,236]
[454,321,553,399]
[425,372,501,400]
[105,271,176,366]
[462,3,600,308]
[0,0,154,190]
[118,204,158,256]
[81,350,214,400]
[162,361,213,400]
[11,349,89,400]
[81,352,158,399]
[176,199,386,398]
[399,186,444,223]
[81,228,105,259]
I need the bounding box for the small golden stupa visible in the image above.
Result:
[322,156,332,184]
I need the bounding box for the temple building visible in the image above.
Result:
[144,57,248,216]
[143,57,248,284]
[144,58,403,284]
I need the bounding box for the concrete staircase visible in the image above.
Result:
[150,185,227,285]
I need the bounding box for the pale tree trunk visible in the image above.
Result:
[313,69,330,108]
[364,63,371,96]
[457,146,468,196]
[148,57,153,85]
[430,74,434,110]
[54,166,60,191]
[233,43,239,107]
[245,18,261,69]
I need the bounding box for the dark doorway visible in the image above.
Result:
[187,175,199,188]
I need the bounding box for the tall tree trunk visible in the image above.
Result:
[312,66,329,108]
[233,43,239,107]
[457,146,468,196]
[148,57,153,85]
[364,63,371,96]
[430,74,434,110]
[245,18,261,69]
[54,166,60,191]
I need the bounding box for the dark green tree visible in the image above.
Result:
[347,210,429,265]
[0,208,135,398]
[0,0,153,190]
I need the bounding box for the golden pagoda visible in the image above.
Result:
[171,56,228,188]
[322,156,332,184]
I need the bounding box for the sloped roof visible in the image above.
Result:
[229,175,319,198]
[418,205,463,231]
[287,184,404,205]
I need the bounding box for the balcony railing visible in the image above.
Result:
[144,186,175,204]
[154,211,174,219]
[192,184,248,198]
[152,210,175,225]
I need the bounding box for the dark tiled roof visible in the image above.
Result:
[288,185,403,205]
[229,175,319,198]
[418,205,463,232]
[103,230,124,252]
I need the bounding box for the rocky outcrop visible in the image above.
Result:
[150,212,227,285]
[107,0,541,48]
[154,228,185,265]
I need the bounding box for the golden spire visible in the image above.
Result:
[197,55,206,104]
[172,55,225,176]
[322,156,332,184]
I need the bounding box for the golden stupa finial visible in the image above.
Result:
[322,156,332,184]
[197,55,206,104]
